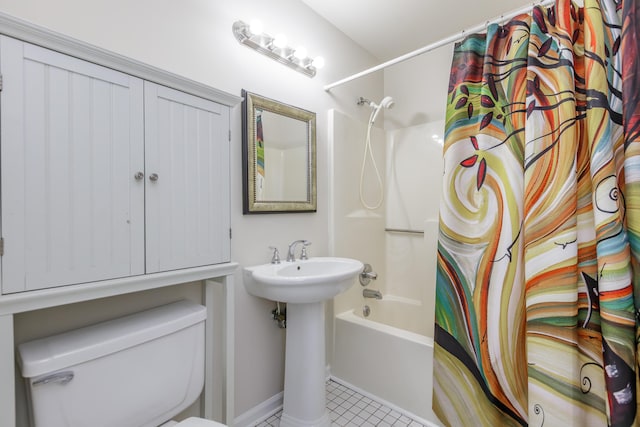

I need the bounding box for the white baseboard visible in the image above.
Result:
[233,391,283,427]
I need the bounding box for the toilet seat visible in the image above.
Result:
[175,417,227,427]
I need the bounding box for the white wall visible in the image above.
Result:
[283,146,308,200]
[0,0,383,421]
[263,147,285,200]
[262,146,308,201]
[384,45,453,131]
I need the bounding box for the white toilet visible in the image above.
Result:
[17,300,226,427]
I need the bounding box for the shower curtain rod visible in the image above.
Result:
[323,0,555,91]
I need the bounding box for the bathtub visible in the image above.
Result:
[331,308,442,426]
[358,294,433,337]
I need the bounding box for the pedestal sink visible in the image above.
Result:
[243,257,363,427]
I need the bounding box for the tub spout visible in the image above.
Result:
[363,289,382,300]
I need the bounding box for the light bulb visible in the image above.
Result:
[273,34,288,49]
[293,46,308,60]
[248,19,263,35]
[311,56,325,69]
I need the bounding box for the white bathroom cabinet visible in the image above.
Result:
[144,81,231,275]
[0,35,231,294]
[0,13,241,427]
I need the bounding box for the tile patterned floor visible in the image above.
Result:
[255,380,426,427]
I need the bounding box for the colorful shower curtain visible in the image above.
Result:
[433,0,640,425]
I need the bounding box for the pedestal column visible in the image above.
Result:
[279,302,330,427]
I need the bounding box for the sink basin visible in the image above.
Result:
[243,256,364,426]
[243,257,363,303]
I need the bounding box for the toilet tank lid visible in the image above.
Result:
[17,300,206,378]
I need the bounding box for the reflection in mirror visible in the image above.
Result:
[242,90,316,213]
[255,110,308,201]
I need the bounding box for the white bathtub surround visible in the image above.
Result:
[329,110,388,317]
[332,310,441,425]
[382,122,443,337]
[330,112,442,338]
[329,109,443,425]
[385,122,444,232]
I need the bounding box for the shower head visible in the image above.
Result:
[376,96,395,110]
[370,96,395,124]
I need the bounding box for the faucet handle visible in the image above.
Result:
[359,263,377,286]
[300,241,312,260]
[269,246,281,264]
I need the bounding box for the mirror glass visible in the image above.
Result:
[242,90,316,213]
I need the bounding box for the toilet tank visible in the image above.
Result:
[17,300,207,427]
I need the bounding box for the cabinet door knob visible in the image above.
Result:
[134,172,144,181]
[149,173,159,182]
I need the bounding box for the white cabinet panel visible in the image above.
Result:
[144,82,230,273]
[0,36,231,294]
[1,36,145,293]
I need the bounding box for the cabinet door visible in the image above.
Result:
[0,36,145,293]
[144,82,230,273]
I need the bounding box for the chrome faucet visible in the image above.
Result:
[287,239,311,262]
[363,289,382,300]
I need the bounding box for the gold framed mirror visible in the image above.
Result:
[242,90,317,213]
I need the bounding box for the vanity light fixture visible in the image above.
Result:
[232,20,324,78]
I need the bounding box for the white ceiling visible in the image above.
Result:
[302,0,537,62]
